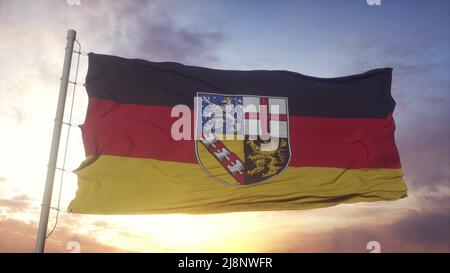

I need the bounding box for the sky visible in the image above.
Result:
[0,0,449,252]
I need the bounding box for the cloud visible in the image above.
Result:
[0,194,32,213]
[92,221,110,229]
[0,217,122,252]
[88,1,225,64]
[0,177,33,213]
[128,17,224,64]
[392,210,450,248]
[397,116,450,190]
[0,0,225,123]
[268,209,450,252]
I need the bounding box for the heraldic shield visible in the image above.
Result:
[195,92,291,186]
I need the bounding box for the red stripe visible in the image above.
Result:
[82,97,401,169]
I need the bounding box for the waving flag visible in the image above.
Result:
[68,53,407,214]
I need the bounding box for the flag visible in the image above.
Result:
[68,53,407,214]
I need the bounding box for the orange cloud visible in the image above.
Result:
[0,194,32,213]
[266,209,450,252]
[0,218,122,253]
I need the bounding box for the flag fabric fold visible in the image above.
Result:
[68,53,407,214]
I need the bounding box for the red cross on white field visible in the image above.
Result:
[244,97,288,140]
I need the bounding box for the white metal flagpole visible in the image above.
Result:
[35,29,77,253]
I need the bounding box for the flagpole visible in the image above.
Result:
[35,29,77,253]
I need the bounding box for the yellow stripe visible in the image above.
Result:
[68,155,407,214]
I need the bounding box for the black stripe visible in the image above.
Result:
[86,53,396,118]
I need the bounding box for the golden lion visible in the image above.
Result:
[246,139,288,177]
